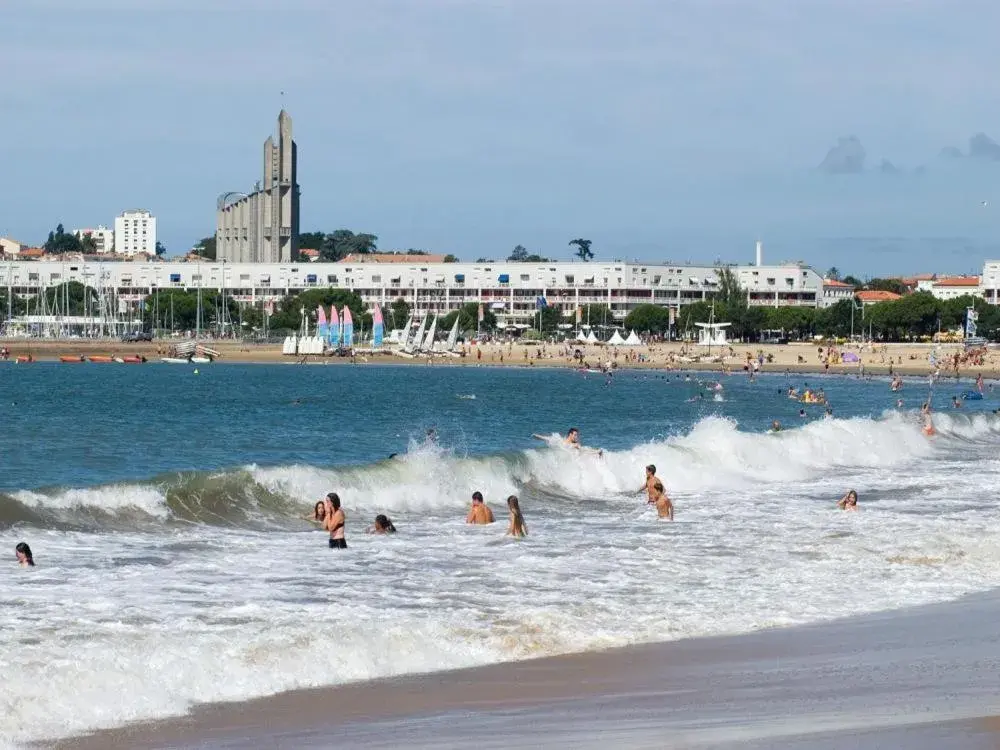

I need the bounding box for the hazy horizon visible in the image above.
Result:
[2,0,999,275]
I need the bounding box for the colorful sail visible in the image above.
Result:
[316,306,328,341]
[342,307,354,348]
[372,304,384,348]
[329,306,341,347]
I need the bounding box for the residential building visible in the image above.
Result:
[855,290,901,306]
[114,210,156,256]
[73,225,115,254]
[339,253,448,264]
[0,258,823,329]
[929,276,982,300]
[820,278,855,307]
[981,261,1000,303]
[216,110,300,263]
[0,237,25,256]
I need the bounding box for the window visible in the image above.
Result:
[767,277,775,285]
[372,275,381,283]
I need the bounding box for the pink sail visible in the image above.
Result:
[329,306,340,327]
[372,304,383,324]
[317,306,327,326]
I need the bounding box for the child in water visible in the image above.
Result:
[648,481,674,520]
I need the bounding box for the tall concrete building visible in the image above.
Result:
[216,110,300,263]
[114,210,156,256]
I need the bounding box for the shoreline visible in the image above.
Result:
[1,339,996,378]
[50,589,1000,749]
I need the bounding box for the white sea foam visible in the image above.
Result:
[4,412,1000,744]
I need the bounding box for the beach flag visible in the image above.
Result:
[575,306,582,324]
[477,304,484,323]
[342,307,354,348]
[372,304,384,348]
[536,296,548,310]
[316,306,328,340]
[329,306,341,347]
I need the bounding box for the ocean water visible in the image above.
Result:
[2,362,1000,746]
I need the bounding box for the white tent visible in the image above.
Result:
[624,330,642,346]
[696,322,730,347]
[585,330,599,344]
[572,330,587,343]
[607,329,626,346]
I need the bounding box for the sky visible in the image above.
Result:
[2,0,1000,275]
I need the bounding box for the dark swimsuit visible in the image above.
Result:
[328,521,346,548]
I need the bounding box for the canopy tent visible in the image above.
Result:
[624,330,642,346]
[585,330,599,344]
[607,329,626,346]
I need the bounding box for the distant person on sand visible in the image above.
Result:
[367,514,396,534]
[16,542,35,567]
[304,500,326,524]
[324,493,347,549]
[506,495,527,537]
[467,491,495,524]
[648,480,674,520]
[837,490,859,511]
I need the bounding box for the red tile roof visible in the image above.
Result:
[933,276,980,287]
[856,290,901,302]
[824,279,854,287]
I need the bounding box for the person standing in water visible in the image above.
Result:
[506,495,527,537]
[837,490,859,511]
[648,480,674,520]
[323,493,347,548]
[466,491,495,524]
[15,542,34,567]
[639,464,661,502]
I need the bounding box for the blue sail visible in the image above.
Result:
[342,307,354,349]
[372,304,384,347]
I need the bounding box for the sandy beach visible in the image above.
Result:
[2,338,997,377]
[51,590,1000,750]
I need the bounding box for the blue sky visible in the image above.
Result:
[2,0,999,275]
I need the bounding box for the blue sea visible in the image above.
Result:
[2,362,1000,745]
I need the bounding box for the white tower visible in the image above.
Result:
[755,239,763,267]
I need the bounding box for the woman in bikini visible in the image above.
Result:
[324,493,347,548]
[507,495,527,538]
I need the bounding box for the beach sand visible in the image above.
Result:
[51,590,1000,749]
[2,338,997,377]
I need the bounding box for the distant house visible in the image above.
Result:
[855,290,902,306]
[821,278,855,308]
[300,248,320,262]
[18,247,46,260]
[896,274,937,293]
[0,237,26,256]
[339,252,446,264]
[930,276,982,300]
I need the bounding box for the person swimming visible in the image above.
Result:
[837,489,858,511]
[367,514,396,534]
[798,408,807,418]
[466,491,495,524]
[770,420,782,432]
[507,495,527,538]
[647,480,674,520]
[15,542,34,567]
[304,500,326,524]
[323,493,347,548]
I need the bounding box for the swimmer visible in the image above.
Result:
[639,464,660,502]
[837,489,859,511]
[304,500,326,524]
[531,427,580,447]
[466,491,495,524]
[952,396,962,408]
[323,492,347,549]
[824,406,833,418]
[896,399,904,408]
[367,514,396,534]
[507,495,527,537]
[15,542,34,567]
[770,420,782,432]
[647,480,674,520]
[798,408,807,418]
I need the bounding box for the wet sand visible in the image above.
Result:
[51,590,1000,749]
[2,338,995,377]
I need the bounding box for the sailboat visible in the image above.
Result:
[399,315,426,358]
[420,315,437,352]
[399,315,414,349]
[442,316,461,357]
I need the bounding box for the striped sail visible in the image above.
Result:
[316,306,328,341]
[329,306,341,347]
[342,307,354,348]
[372,304,384,348]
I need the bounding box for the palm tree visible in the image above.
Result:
[569,238,594,261]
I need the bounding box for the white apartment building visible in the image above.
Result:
[929,277,982,301]
[0,237,26,256]
[114,209,156,256]
[73,225,115,254]
[982,261,1000,303]
[819,279,855,308]
[0,258,823,327]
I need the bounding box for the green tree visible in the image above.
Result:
[193,235,217,260]
[79,233,98,254]
[0,290,26,317]
[887,291,938,338]
[389,297,412,328]
[569,238,594,262]
[440,302,497,334]
[676,301,714,338]
[814,299,855,337]
[842,275,862,287]
[866,278,907,295]
[296,231,326,250]
[538,305,564,332]
[43,224,83,255]
[826,267,841,281]
[579,303,611,328]
[443,254,459,263]
[624,304,671,333]
[142,289,238,331]
[155,240,167,256]
[509,244,529,261]
[763,306,816,339]
[43,281,98,316]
